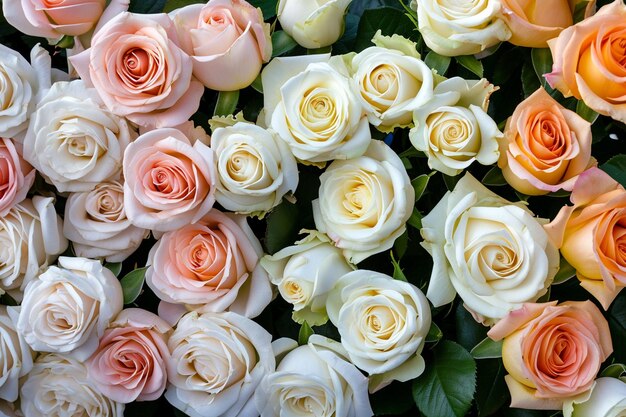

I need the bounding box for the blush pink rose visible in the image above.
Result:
[87,308,171,403]
[170,0,271,91]
[488,301,612,410]
[123,127,216,232]
[0,138,34,217]
[70,12,204,128]
[146,209,272,318]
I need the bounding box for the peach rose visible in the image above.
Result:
[70,12,204,128]
[146,209,272,318]
[498,87,594,195]
[0,138,34,217]
[87,308,171,403]
[545,0,626,123]
[488,301,612,410]
[545,167,626,309]
[123,128,216,232]
[501,0,574,48]
[170,0,271,91]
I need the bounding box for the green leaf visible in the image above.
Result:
[394,230,409,259]
[413,340,477,417]
[214,90,240,116]
[531,48,553,89]
[455,55,483,78]
[412,174,432,202]
[443,174,461,191]
[250,75,263,93]
[425,51,451,76]
[576,100,600,124]
[455,303,488,351]
[298,321,314,345]
[271,31,298,57]
[573,1,591,23]
[390,251,408,282]
[609,291,626,363]
[482,166,508,186]
[354,8,415,52]
[600,363,626,378]
[105,262,123,277]
[248,0,278,19]
[0,293,17,307]
[371,381,415,416]
[163,0,203,12]
[601,155,626,188]
[470,337,503,359]
[129,0,166,14]
[426,321,443,343]
[120,267,148,305]
[264,201,300,254]
[521,60,541,98]
[53,35,75,49]
[407,208,423,229]
[553,256,577,285]
[476,359,508,417]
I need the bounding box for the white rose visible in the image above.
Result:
[410,77,501,176]
[23,80,134,193]
[0,306,33,402]
[415,0,511,56]
[564,378,626,417]
[212,122,299,214]
[256,335,373,417]
[20,354,124,417]
[262,54,371,163]
[277,0,352,49]
[421,173,560,324]
[166,311,274,417]
[0,197,67,300]
[326,270,431,391]
[64,180,148,262]
[312,140,414,263]
[261,231,355,325]
[349,32,434,132]
[11,256,123,360]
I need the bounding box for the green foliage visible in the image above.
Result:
[120,267,148,305]
[248,0,278,19]
[298,321,314,345]
[553,256,577,285]
[601,155,626,187]
[455,55,483,78]
[129,0,166,14]
[213,90,240,116]
[470,337,503,359]
[264,201,300,254]
[354,8,416,51]
[271,31,298,57]
[475,359,508,416]
[482,166,508,186]
[104,262,123,277]
[425,51,451,76]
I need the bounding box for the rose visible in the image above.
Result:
[545,0,626,123]
[146,209,272,318]
[421,173,560,324]
[0,197,67,299]
[11,256,123,360]
[498,87,594,195]
[262,54,371,163]
[0,137,34,217]
[64,180,148,262]
[277,0,352,49]
[23,80,134,193]
[70,12,204,128]
[0,306,33,402]
[349,32,434,132]
[500,0,574,48]
[87,308,171,403]
[545,167,626,309]
[166,311,274,417]
[410,77,501,176]
[211,122,298,214]
[260,231,354,325]
[312,140,414,263]
[488,301,613,409]
[414,0,511,56]
[170,0,272,91]
[256,335,373,417]
[563,377,626,417]
[123,127,216,232]
[326,270,431,392]
[20,354,124,417]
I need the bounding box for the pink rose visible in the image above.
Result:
[87,308,171,403]
[146,209,272,318]
[488,301,612,410]
[70,12,204,128]
[0,138,34,217]
[123,128,216,232]
[170,0,271,91]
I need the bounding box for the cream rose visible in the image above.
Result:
[0,197,67,299]
[349,32,434,132]
[0,306,33,402]
[415,0,511,56]
[261,231,354,325]
[0,137,34,217]
[212,122,299,214]
[326,270,431,392]
[11,256,123,360]
[263,54,371,163]
[171,0,272,91]
[256,335,373,417]
[277,0,352,49]
[312,140,414,263]
[23,80,134,193]
[564,378,626,417]
[166,310,274,417]
[410,77,501,176]
[20,354,124,417]
[421,173,560,324]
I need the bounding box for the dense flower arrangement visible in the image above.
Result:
[0,0,625,416]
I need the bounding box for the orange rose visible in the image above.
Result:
[498,87,594,195]
[545,167,626,309]
[545,0,626,123]
[488,301,612,410]
[501,0,573,48]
